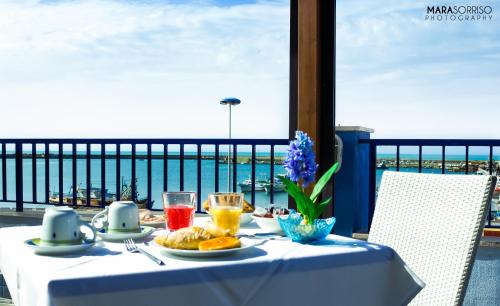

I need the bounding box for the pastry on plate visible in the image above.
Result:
[139,209,165,223]
[203,221,232,237]
[154,222,240,250]
[154,226,213,250]
[242,200,255,213]
[198,237,241,251]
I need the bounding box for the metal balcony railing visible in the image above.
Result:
[360,139,500,229]
[0,139,289,213]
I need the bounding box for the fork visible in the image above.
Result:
[124,239,165,266]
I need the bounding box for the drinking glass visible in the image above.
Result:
[162,192,196,231]
[209,193,243,235]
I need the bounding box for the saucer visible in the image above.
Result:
[25,238,95,256]
[97,226,155,242]
[140,221,166,229]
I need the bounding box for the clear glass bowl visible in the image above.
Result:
[278,210,336,243]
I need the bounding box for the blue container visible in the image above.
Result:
[278,210,336,243]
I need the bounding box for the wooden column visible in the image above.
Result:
[290,0,336,217]
[297,0,320,143]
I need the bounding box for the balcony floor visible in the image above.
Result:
[464,246,500,305]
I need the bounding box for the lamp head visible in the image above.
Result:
[220,97,241,106]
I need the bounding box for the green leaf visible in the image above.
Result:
[278,176,315,222]
[310,162,339,203]
[278,177,307,214]
[313,196,332,220]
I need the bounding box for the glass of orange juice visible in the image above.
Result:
[209,193,243,236]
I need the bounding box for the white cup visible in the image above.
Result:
[41,207,96,246]
[91,201,141,233]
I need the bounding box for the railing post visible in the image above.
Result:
[333,126,374,236]
[15,143,23,212]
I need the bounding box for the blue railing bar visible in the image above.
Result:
[58,144,63,205]
[86,144,91,207]
[180,144,184,191]
[15,143,23,211]
[0,139,289,145]
[418,145,422,173]
[32,144,37,203]
[131,144,137,202]
[441,146,446,174]
[45,144,49,203]
[116,144,121,201]
[488,145,493,227]
[162,144,167,193]
[147,143,152,209]
[72,144,77,206]
[396,145,400,171]
[360,139,500,146]
[2,143,7,201]
[368,143,377,229]
[232,144,237,192]
[197,144,202,210]
[251,144,256,205]
[488,146,493,227]
[101,145,106,208]
[270,145,275,204]
[489,146,493,175]
[215,145,219,192]
[465,146,469,175]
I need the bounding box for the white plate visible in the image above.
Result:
[25,238,95,256]
[240,213,254,226]
[153,239,255,258]
[97,226,155,242]
[140,221,165,228]
[252,215,283,234]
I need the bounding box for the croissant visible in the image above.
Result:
[155,226,213,250]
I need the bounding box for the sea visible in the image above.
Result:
[0,152,497,210]
[0,152,289,210]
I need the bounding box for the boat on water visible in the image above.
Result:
[48,177,152,209]
[238,178,267,192]
[238,176,286,193]
[264,178,286,194]
[376,162,389,169]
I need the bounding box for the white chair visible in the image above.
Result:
[368,171,496,306]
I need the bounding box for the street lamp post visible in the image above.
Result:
[220,97,241,192]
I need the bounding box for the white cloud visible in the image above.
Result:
[2,0,499,140]
[0,0,290,138]
[336,0,500,138]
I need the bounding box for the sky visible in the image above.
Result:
[0,0,499,139]
[336,0,500,139]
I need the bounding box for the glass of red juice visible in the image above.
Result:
[162,192,196,231]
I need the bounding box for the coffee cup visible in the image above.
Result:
[91,201,141,233]
[41,207,96,246]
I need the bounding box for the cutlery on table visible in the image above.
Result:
[124,239,165,266]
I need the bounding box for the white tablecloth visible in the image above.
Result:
[0,220,424,306]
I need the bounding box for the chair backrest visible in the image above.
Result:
[368,172,496,306]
